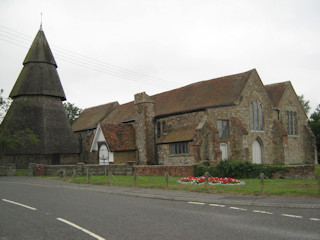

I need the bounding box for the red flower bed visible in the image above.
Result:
[180,176,241,184]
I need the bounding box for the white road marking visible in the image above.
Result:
[57,218,105,240]
[310,218,320,221]
[2,199,37,211]
[253,210,273,215]
[188,202,205,205]
[230,207,247,211]
[281,214,303,219]
[209,204,225,208]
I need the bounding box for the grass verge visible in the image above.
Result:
[52,174,319,197]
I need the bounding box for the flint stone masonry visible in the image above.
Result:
[0,164,16,176]
[272,165,315,180]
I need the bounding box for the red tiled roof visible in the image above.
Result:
[72,102,119,131]
[101,101,135,124]
[264,81,289,108]
[157,127,196,144]
[100,123,136,151]
[153,69,253,116]
[102,69,255,124]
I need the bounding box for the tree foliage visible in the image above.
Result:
[0,89,39,160]
[298,94,311,116]
[0,89,12,123]
[63,102,83,126]
[308,105,320,162]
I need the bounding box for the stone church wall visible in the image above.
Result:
[277,85,316,164]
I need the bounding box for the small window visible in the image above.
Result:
[162,121,166,132]
[170,142,189,155]
[218,120,229,139]
[157,122,161,138]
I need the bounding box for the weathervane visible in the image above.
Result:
[40,12,43,30]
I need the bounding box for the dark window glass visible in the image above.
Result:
[170,142,189,155]
[218,120,229,139]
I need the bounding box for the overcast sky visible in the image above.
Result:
[0,0,319,113]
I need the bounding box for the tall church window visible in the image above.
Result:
[218,120,229,139]
[250,100,263,131]
[259,104,263,131]
[250,102,254,130]
[294,112,298,135]
[254,100,259,131]
[286,110,298,136]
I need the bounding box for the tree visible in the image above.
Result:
[0,89,12,123]
[298,94,311,116]
[0,89,39,162]
[63,102,83,126]
[308,105,320,163]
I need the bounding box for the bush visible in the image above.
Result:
[194,160,286,179]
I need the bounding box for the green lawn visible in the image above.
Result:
[54,174,319,197]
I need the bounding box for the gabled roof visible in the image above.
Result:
[153,69,254,117]
[101,69,255,124]
[102,101,135,124]
[264,81,289,108]
[72,102,119,131]
[100,123,135,151]
[10,28,66,100]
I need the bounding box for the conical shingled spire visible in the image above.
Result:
[1,28,79,163]
[9,28,66,100]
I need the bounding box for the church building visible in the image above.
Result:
[73,69,317,166]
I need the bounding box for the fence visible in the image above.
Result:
[56,169,320,196]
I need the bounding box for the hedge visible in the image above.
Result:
[194,160,287,179]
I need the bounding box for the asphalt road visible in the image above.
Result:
[0,177,320,240]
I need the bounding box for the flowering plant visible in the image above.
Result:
[180,176,241,185]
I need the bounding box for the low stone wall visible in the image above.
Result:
[272,165,315,180]
[29,162,134,176]
[0,164,16,176]
[134,165,194,177]
[27,163,316,179]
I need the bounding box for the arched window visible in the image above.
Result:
[250,100,263,131]
[254,100,259,131]
[259,104,263,131]
[250,102,254,130]
[290,111,293,135]
[286,110,298,136]
[294,112,298,135]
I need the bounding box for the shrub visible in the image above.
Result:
[194,160,287,179]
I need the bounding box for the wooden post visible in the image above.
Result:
[205,172,209,192]
[72,168,76,179]
[87,168,90,184]
[260,173,264,194]
[133,173,137,187]
[318,176,320,196]
[165,171,169,189]
[109,170,112,186]
[104,167,107,176]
